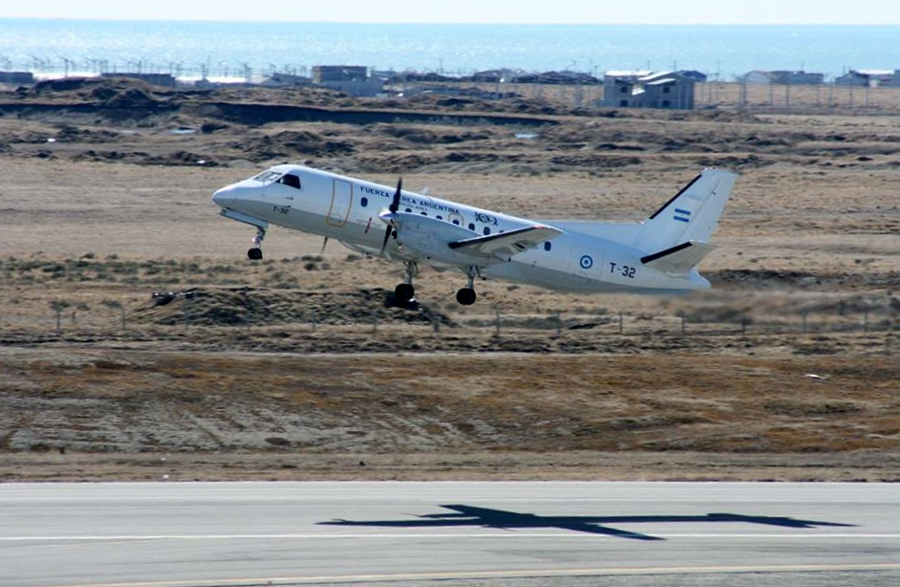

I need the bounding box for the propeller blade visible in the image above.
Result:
[390,178,402,213]
[380,177,403,255]
[320,237,328,254]
[380,225,392,254]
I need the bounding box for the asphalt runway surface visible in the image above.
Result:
[2,481,899,587]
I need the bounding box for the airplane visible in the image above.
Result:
[212,164,737,305]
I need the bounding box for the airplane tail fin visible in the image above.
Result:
[635,169,737,258]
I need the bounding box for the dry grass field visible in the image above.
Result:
[0,78,898,481]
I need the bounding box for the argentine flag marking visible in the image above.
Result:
[674,208,692,223]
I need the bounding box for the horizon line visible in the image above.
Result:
[2,16,899,26]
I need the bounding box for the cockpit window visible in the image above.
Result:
[277,174,301,189]
[252,170,284,184]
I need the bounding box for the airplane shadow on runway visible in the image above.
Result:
[319,504,855,541]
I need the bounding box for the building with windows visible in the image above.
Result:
[602,71,696,110]
[834,69,899,87]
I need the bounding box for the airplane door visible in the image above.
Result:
[326,179,353,226]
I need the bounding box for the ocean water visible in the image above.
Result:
[0,19,898,81]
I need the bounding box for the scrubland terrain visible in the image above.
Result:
[0,78,898,481]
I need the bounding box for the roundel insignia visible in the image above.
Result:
[579,255,593,269]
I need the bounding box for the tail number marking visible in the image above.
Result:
[609,262,636,279]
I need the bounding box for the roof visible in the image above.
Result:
[604,70,652,78]
[853,69,894,76]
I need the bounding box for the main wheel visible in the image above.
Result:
[455,287,477,306]
[394,283,415,302]
[247,248,263,260]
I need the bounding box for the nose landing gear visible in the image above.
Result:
[248,226,266,261]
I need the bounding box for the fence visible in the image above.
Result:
[6,292,897,348]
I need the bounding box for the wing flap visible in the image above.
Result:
[448,225,564,260]
[641,241,713,274]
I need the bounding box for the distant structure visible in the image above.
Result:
[741,70,824,85]
[311,65,383,96]
[834,69,900,87]
[471,68,599,85]
[101,72,177,88]
[262,72,313,87]
[678,70,709,83]
[470,68,520,83]
[602,71,696,110]
[0,71,35,85]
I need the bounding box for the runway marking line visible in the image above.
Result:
[3,532,900,541]
[39,562,900,587]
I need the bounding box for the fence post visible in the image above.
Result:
[555,312,562,337]
[50,300,68,336]
[618,311,624,335]
[494,306,501,337]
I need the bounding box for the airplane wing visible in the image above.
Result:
[448,224,564,261]
[641,241,714,274]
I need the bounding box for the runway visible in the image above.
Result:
[2,482,899,587]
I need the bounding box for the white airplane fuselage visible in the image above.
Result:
[212,164,736,303]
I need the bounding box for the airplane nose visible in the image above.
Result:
[212,186,234,207]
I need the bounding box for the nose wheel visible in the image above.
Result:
[247,226,266,261]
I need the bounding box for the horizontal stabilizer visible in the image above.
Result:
[449,224,563,260]
[641,241,714,274]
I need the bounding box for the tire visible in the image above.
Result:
[455,288,477,305]
[394,283,415,302]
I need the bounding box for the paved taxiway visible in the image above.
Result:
[1,482,899,587]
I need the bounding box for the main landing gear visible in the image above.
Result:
[393,261,418,302]
[455,267,478,306]
[393,263,479,306]
[247,226,266,260]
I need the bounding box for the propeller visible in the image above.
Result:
[380,178,403,254]
[320,237,328,254]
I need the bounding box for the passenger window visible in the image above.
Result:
[436,215,443,220]
[452,219,460,225]
[483,227,491,235]
[468,223,475,231]
[405,208,412,213]
[361,197,368,207]
[544,242,552,251]
[278,174,301,189]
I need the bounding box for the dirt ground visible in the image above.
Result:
[0,78,898,482]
